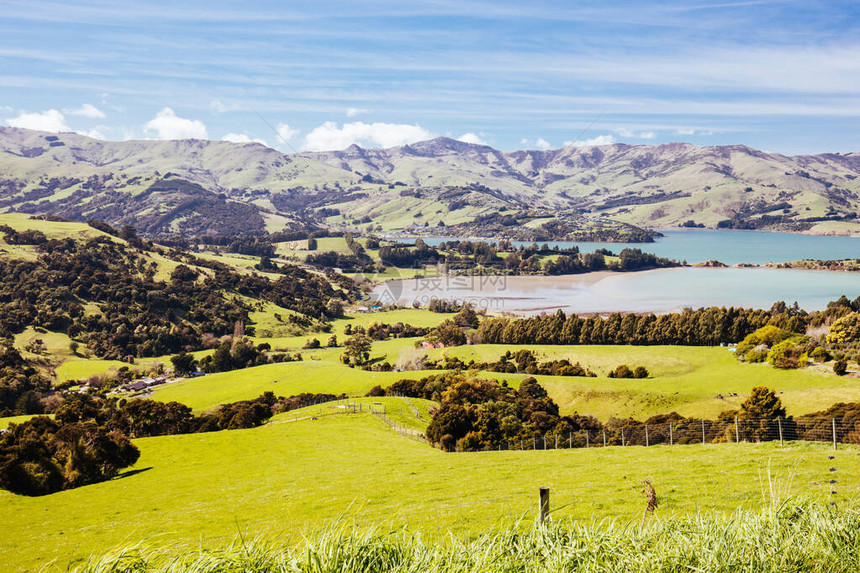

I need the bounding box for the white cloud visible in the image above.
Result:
[564,134,616,147]
[676,128,696,135]
[276,123,299,144]
[614,127,655,139]
[69,103,105,119]
[456,132,487,145]
[222,132,267,145]
[520,137,552,150]
[535,138,552,150]
[143,107,207,140]
[5,109,70,132]
[302,121,432,151]
[345,107,368,118]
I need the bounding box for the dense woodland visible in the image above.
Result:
[0,225,354,361]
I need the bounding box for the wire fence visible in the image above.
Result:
[454,416,856,452]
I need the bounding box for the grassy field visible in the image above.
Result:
[0,407,855,571]
[429,344,860,420]
[148,338,859,419]
[151,358,438,412]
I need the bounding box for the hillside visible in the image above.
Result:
[1,127,859,237]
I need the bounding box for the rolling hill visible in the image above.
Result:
[1,126,858,237]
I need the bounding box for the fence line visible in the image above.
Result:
[454,416,854,452]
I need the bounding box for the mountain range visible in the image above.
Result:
[1,126,858,238]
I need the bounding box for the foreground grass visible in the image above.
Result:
[80,502,860,572]
[1,412,856,571]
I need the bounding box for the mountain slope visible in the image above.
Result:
[1,127,858,237]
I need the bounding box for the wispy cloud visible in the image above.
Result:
[345,107,368,118]
[68,103,105,118]
[564,134,616,147]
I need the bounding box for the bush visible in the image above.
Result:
[834,359,848,376]
[767,338,806,369]
[633,366,649,378]
[608,364,634,379]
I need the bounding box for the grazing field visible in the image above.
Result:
[0,406,855,572]
[434,344,860,420]
[151,358,437,412]
[150,340,858,419]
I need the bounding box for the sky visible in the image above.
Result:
[1,0,859,154]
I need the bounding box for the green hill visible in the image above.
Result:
[2,127,858,237]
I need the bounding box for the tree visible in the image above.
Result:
[341,333,372,366]
[307,237,318,251]
[425,320,466,347]
[170,351,198,376]
[327,334,338,347]
[739,386,785,419]
[454,304,479,329]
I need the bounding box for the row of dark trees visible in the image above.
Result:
[477,305,810,347]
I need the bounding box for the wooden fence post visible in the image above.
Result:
[538,486,550,526]
[603,429,607,447]
[645,425,650,447]
[701,418,706,445]
[569,432,572,449]
[734,416,740,443]
[585,431,589,448]
[777,417,783,445]
[555,435,559,449]
[621,428,625,447]
[669,422,673,446]
[832,418,838,450]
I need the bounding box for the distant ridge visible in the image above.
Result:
[0,126,858,237]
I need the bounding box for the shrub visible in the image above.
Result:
[767,338,807,369]
[834,359,848,376]
[633,366,649,378]
[608,364,634,378]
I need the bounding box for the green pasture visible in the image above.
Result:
[0,409,855,571]
[150,359,440,412]
[434,344,859,420]
[150,339,858,420]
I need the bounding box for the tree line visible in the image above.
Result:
[476,304,812,347]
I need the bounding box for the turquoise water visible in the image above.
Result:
[401,230,859,265]
[379,267,860,314]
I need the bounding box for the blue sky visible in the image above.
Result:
[2,0,859,153]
